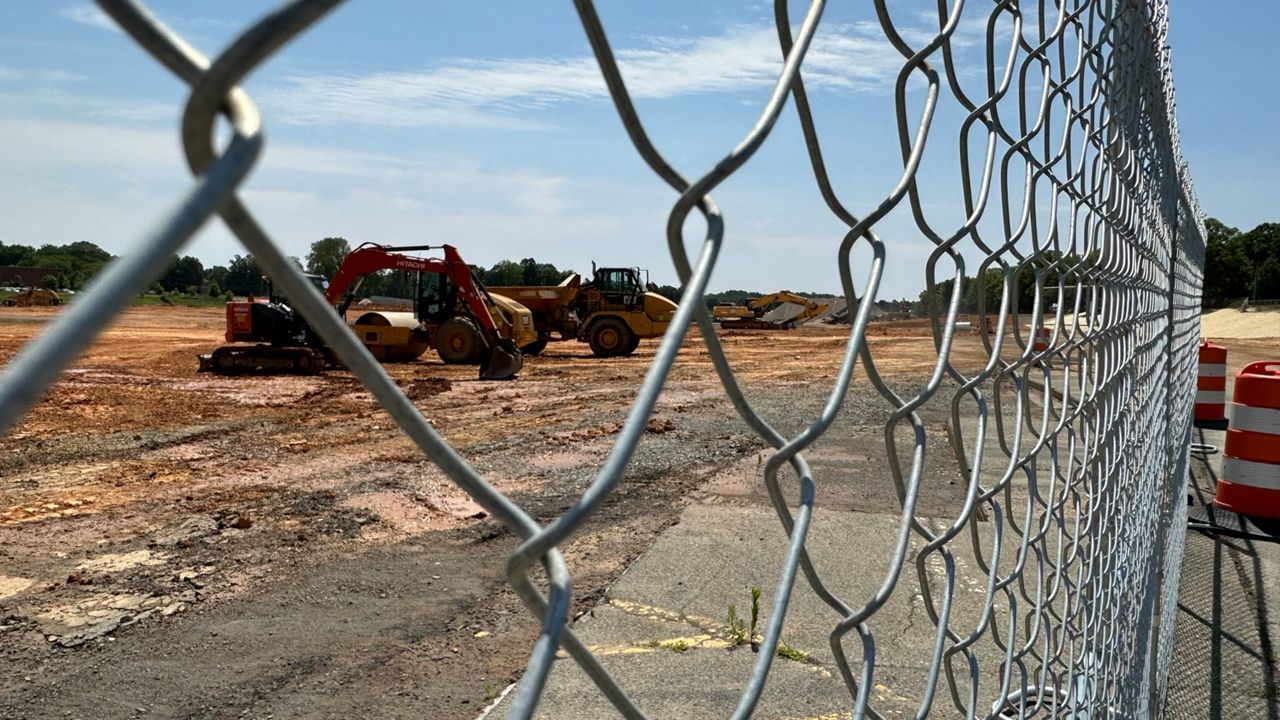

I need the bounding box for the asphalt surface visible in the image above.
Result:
[487,416,1279,719]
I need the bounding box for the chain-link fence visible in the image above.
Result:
[0,0,1203,717]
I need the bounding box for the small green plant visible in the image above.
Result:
[775,642,815,665]
[658,638,690,653]
[749,587,761,651]
[727,605,746,646]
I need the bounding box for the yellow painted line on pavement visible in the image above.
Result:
[550,597,832,678]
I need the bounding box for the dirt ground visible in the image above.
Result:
[1200,306,1280,338]
[0,306,1273,719]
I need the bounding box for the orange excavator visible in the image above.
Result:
[197,244,532,380]
[325,244,535,378]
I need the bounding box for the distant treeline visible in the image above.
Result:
[0,241,112,290]
[16,223,1272,309]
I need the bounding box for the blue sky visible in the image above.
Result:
[1,1,1275,299]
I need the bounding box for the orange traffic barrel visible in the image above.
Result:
[1214,361,1280,518]
[1195,340,1228,424]
[1031,327,1050,354]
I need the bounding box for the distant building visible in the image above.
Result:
[0,266,60,288]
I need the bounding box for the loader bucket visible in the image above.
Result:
[479,340,522,380]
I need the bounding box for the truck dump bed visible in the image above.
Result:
[489,274,581,315]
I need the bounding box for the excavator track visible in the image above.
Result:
[197,345,325,375]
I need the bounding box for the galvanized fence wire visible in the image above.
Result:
[0,0,1204,717]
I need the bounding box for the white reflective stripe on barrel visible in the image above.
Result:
[1197,363,1226,377]
[1195,390,1226,404]
[1230,403,1280,435]
[1221,456,1280,491]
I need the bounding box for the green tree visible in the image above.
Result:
[655,284,681,303]
[225,254,263,296]
[1202,218,1250,307]
[1241,223,1280,299]
[520,257,540,285]
[305,237,350,279]
[207,281,221,297]
[161,255,204,292]
[204,265,229,292]
[1255,256,1280,301]
[514,257,572,285]
[484,260,524,286]
[41,274,58,290]
[0,242,35,266]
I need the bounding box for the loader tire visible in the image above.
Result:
[620,332,641,356]
[587,317,635,358]
[436,317,485,364]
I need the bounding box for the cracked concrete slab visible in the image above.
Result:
[488,505,1027,718]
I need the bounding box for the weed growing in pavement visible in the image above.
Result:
[725,587,764,650]
[725,587,815,666]
[658,638,690,653]
[727,605,747,646]
[775,642,817,665]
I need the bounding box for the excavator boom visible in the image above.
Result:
[326,244,503,340]
[326,243,527,380]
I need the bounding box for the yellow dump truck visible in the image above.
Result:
[491,264,677,357]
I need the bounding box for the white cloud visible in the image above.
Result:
[261,22,920,129]
[0,115,580,257]
[57,4,119,33]
[0,65,86,84]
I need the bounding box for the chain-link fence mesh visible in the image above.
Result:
[0,0,1203,717]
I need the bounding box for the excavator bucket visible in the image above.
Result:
[478,340,523,380]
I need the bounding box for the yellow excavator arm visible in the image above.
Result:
[747,292,828,324]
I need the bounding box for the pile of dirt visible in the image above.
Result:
[1201,307,1280,339]
[2,288,61,307]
